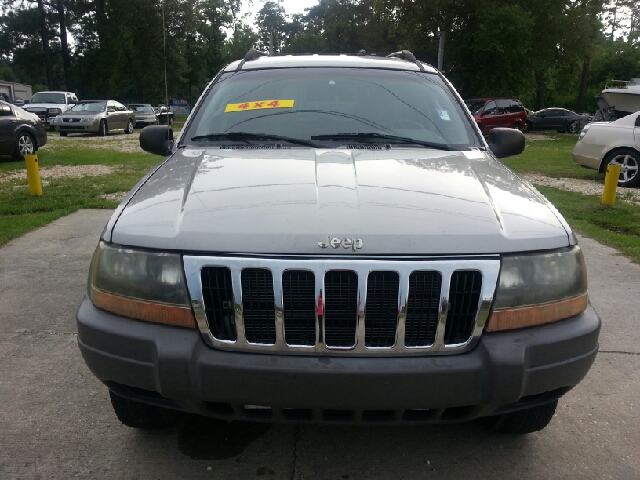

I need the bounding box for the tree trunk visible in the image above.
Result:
[56,0,71,90]
[535,72,546,110]
[576,57,591,113]
[37,0,53,89]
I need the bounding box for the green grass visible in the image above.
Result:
[503,134,640,262]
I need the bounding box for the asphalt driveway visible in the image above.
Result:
[0,210,638,479]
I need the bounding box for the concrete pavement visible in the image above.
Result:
[0,210,638,479]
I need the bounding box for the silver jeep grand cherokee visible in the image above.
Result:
[77,51,600,434]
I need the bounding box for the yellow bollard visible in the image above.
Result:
[602,163,621,205]
[24,154,43,196]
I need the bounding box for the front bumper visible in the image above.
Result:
[77,297,600,424]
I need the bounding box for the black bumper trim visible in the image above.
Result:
[77,297,600,422]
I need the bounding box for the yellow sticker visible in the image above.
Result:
[225,100,295,113]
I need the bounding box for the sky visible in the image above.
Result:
[240,0,319,24]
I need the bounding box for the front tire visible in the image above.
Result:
[491,400,557,434]
[605,149,640,187]
[14,132,35,160]
[125,119,134,134]
[568,120,581,134]
[168,116,174,126]
[523,121,532,133]
[108,390,185,429]
[97,120,107,137]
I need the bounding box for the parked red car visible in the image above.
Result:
[465,98,528,135]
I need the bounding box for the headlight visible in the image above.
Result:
[88,242,196,327]
[48,108,62,115]
[485,246,588,332]
[578,124,590,140]
[81,117,93,123]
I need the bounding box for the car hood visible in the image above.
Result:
[57,110,103,117]
[109,148,570,255]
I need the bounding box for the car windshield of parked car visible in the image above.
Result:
[186,68,481,148]
[69,102,106,113]
[30,92,65,104]
[464,100,486,115]
[132,105,155,114]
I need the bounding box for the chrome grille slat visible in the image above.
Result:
[184,256,500,356]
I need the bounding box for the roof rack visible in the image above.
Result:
[236,49,268,71]
[387,50,424,71]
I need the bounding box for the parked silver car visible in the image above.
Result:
[52,100,135,136]
[572,112,640,187]
[129,104,159,127]
[77,51,600,435]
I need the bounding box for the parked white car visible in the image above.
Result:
[23,91,78,126]
[572,112,640,187]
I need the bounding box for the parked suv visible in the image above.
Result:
[77,51,600,435]
[23,91,78,126]
[465,98,528,135]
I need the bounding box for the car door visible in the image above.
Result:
[115,102,129,128]
[545,109,565,129]
[106,101,120,129]
[495,100,512,127]
[0,103,16,154]
[480,100,501,132]
[635,114,640,149]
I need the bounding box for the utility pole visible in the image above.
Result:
[162,0,169,107]
[438,29,446,71]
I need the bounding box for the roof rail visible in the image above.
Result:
[236,49,268,71]
[387,50,424,71]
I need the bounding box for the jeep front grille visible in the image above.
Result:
[186,256,500,355]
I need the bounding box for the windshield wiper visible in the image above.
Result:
[190,132,319,147]
[311,133,452,150]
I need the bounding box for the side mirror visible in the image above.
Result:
[140,125,174,156]
[487,128,525,159]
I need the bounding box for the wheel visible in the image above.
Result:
[568,120,581,134]
[97,120,107,136]
[125,119,134,134]
[605,149,640,187]
[168,116,174,125]
[491,400,557,434]
[108,390,184,429]
[514,122,523,131]
[523,121,532,133]
[14,132,35,160]
[59,131,68,137]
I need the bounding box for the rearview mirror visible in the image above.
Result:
[487,128,525,159]
[140,125,174,156]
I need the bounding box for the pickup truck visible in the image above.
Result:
[23,91,78,126]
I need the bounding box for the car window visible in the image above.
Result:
[114,102,126,111]
[465,100,486,115]
[70,101,106,112]
[0,104,13,117]
[132,105,155,114]
[30,92,65,104]
[483,101,499,115]
[187,68,482,148]
[547,109,564,117]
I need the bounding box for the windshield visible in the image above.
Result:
[185,68,480,148]
[31,92,65,104]
[465,100,486,115]
[69,102,106,113]
[132,105,155,114]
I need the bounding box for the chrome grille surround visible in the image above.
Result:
[183,255,500,356]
